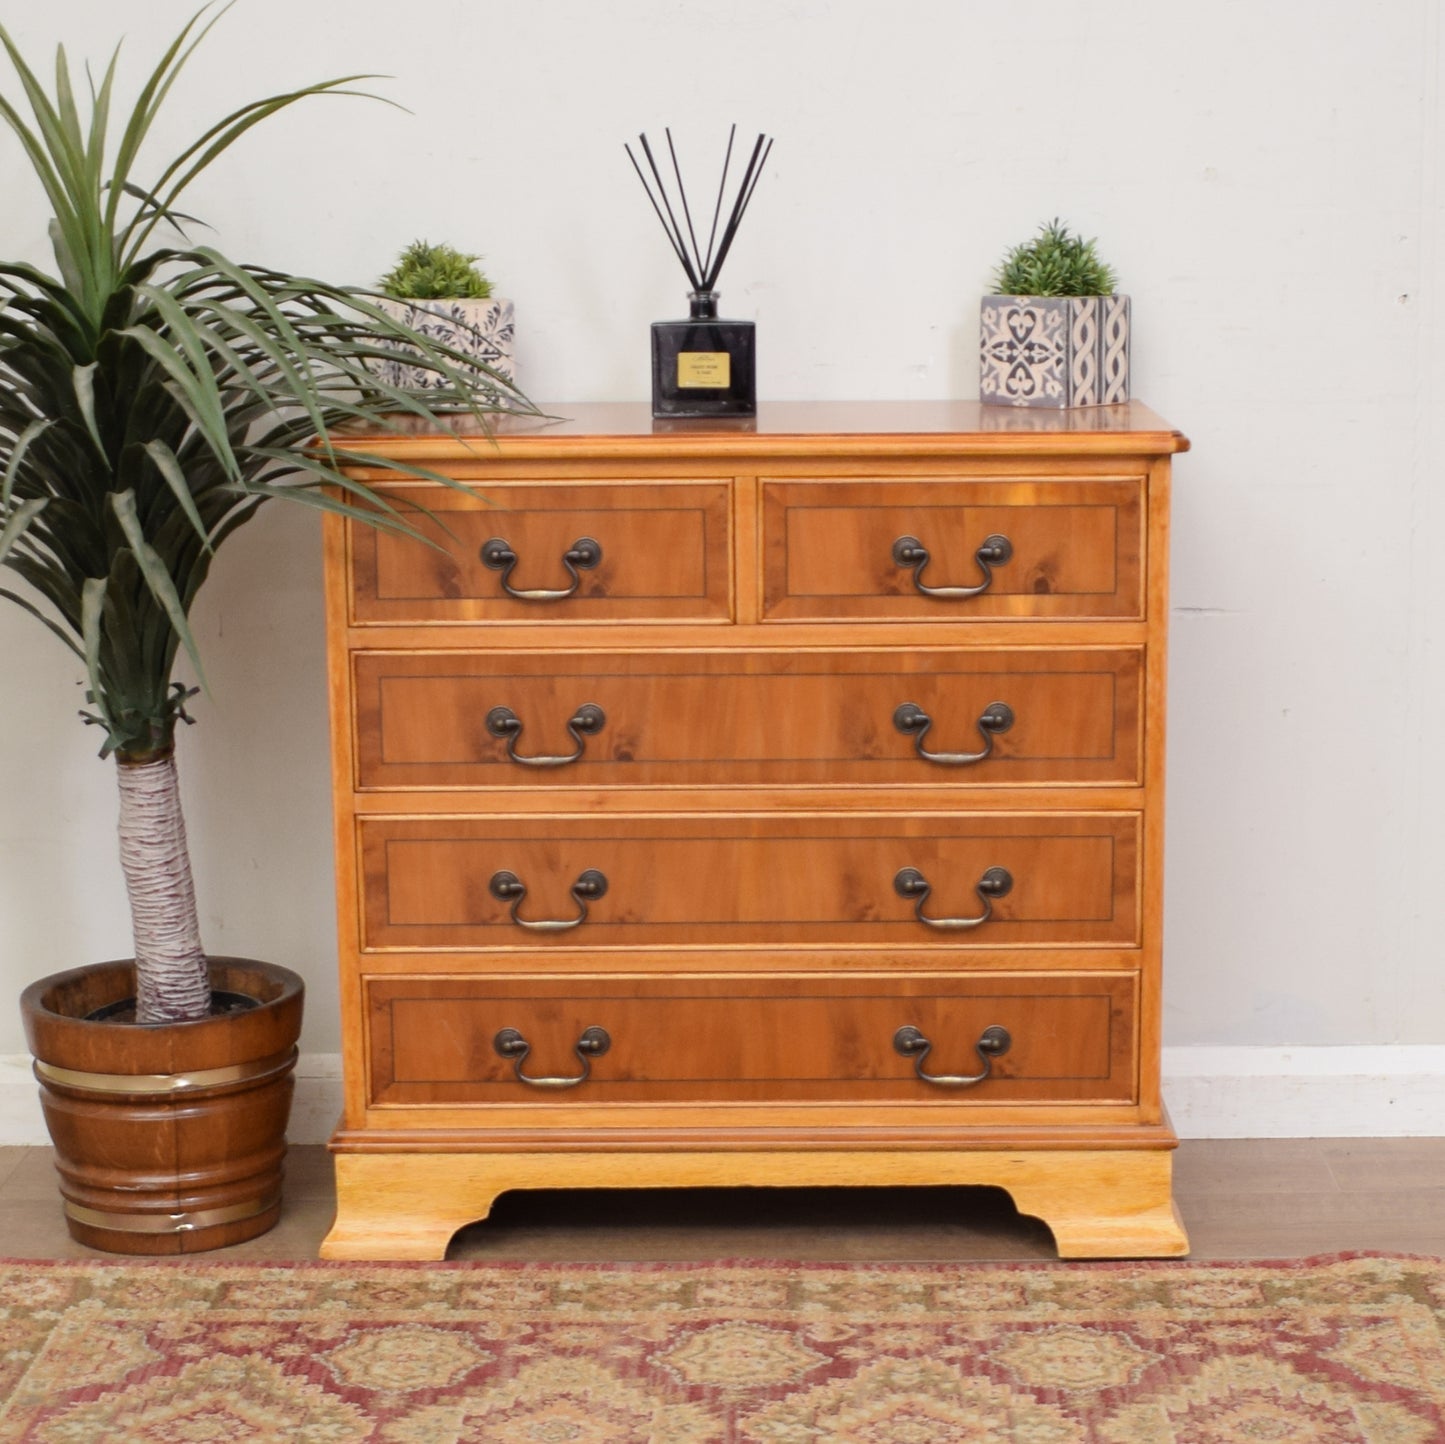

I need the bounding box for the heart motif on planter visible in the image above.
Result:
[1007,309,1037,344]
[1007,360,1038,396]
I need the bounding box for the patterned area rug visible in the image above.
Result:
[0,1253,1442,1441]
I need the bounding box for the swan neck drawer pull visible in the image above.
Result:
[486,703,606,768]
[489,868,608,931]
[893,1023,1011,1087]
[894,865,1012,930]
[494,1025,611,1089]
[480,535,602,601]
[893,700,1013,765]
[892,533,1012,599]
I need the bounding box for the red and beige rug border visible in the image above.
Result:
[2,1249,1442,1443]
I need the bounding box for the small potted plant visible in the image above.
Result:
[980,218,1130,408]
[1,8,537,1253]
[375,240,516,395]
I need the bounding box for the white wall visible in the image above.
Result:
[1,0,1441,1066]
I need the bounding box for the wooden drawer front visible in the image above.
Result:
[761,477,1143,621]
[359,813,1139,950]
[366,973,1137,1105]
[349,482,731,623]
[353,647,1143,790]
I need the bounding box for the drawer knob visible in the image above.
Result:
[894,865,1012,930]
[489,868,608,931]
[493,1025,611,1089]
[480,535,602,601]
[892,533,1012,599]
[893,700,1014,766]
[486,703,606,768]
[893,1023,1011,1087]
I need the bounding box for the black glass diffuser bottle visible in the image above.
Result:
[627,125,773,419]
[651,289,755,418]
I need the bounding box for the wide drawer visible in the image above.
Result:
[358,812,1140,950]
[352,646,1144,789]
[366,973,1137,1105]
[348,481,732,624]
[761,477,1143,621]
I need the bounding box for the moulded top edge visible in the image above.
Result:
[333,400,1190,462]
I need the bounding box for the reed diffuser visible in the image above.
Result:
[626,125,773,418]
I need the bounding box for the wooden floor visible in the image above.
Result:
[1,1139,1441,1262]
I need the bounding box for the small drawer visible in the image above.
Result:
[348,481,732,624]
[353,646,1143,790]
[761,476,1143,621]
[358,812,1140,951]
[366,973,1138,1105]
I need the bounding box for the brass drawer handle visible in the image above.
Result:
[480,535,602,601]
[893,700,1013,765]
[894,1023,1011,1087]
[494,1025,611,1089]
[486,703,606,768]
[894,865,1012,930]
[892,533,1012,599]
[489,868,608,931]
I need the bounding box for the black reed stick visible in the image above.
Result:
[703,134,771,291]
[626,126,773,295]
[701,124,737,282]
[638,132,702,291]
[666,129,704,287]
[624,142,700,291]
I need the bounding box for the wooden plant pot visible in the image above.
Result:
[19,958,303,1255]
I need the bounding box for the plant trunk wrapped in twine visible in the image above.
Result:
[116,753,209,1023]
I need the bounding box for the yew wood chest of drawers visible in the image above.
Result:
[320,400,1190,1259]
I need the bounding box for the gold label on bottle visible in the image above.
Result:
[678,351,730,388]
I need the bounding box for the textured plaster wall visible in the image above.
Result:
[0,0,1440,1056]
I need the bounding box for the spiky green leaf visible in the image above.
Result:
[0,496,47,565]
[109,488,207,693]
[1,418,54,506]
[143,439,211,549]
[79,574,110,725]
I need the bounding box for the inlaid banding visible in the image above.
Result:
[34,1046,298,1096]
[63,1189,282,1234]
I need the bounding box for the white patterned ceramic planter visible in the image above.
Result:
[980,294,1129,408]
[375,296,515,395]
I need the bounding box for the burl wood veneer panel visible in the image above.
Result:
[352,647,1143,791]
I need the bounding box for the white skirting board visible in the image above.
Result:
[1158,1046,1445,1138]
[2,1047,1444,1147]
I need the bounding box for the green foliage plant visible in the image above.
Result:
[380,240,493,300]
[992,218,1119,297]
[0,3,540,1023]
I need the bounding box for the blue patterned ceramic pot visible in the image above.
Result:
[980,294,1129,408]
[375,297,516,396]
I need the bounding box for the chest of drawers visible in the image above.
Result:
[319,400,1190,1260]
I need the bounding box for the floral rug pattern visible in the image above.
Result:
[0,1253,1442,1441]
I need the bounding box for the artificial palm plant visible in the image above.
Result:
[0,7,538,1025]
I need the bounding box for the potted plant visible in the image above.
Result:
[980,218,1130,408]
[0,7,538,1253]
[375,239,516,396]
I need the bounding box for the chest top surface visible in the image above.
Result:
[341,400,1188,464]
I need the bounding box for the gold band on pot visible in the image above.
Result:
[34,1046,297,1095]
[63,1190,282,1234]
